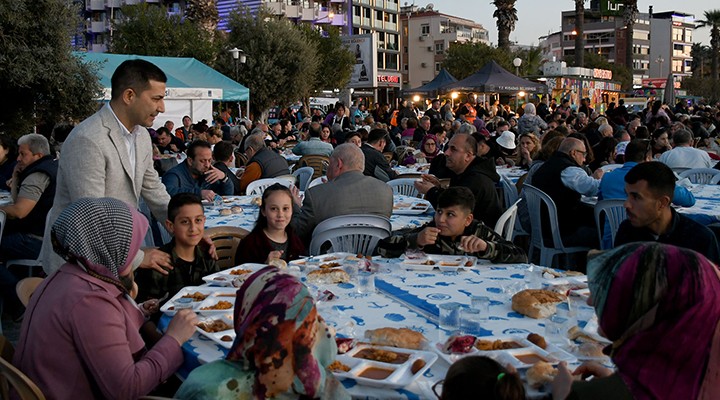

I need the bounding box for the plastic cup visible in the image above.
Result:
[357,271,375,294]
[173,298,193,310]
[438,302,462,332]
[459,308,483,336]
[470,296,491,315]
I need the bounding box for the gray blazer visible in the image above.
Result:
[41,104,171,274]
[291,170,393,243]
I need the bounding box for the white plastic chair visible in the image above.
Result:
[678,168,720,184]
[711,173,720,185]
[494,199,520,241]
[593,199,627,250]
[523,185,592,268]
[245,177,295,196]
[599,164,623,173]
[293,167,314,192]
[3,212,48,278]
[309,214,392,256]
[309,226,390,256]
[307,176,327,189]
[387,178,420,198]
[501,174,527,238]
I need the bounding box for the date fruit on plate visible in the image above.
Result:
[442,335,477,354]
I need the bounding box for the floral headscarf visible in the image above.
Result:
[51,197,148,282]
[587,242,720,400]
[228,266,337,399]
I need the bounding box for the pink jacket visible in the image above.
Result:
[13,263,184,399]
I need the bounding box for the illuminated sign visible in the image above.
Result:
[377,75,400,84]
[593,68,613,80]
[600,0,624,16]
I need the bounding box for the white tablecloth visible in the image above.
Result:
[204,195,433,233]
[160,262,597,399]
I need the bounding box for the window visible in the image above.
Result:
[403,63,408,71]
[385,53,398,70]
[421,24,430,35]
[435,42,444,54]
[377,51,384,69]
[376,10,383,20]
[364,7,371,18]
[353,6,360,16]
[685,29,693,42]
[435,62,441,71]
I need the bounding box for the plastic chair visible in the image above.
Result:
[523,185,592,268]
[593,199,627,250]
[711,173,720,185]
[293,155,329,180]
[500,175,519,209]
[245,177,295,196]
[293,167,314,192]
[678,168,720,184]
[308,176,327,189]
[387,178,420,198]
[494,199,520,241]
[0,356,46,400]
[16,278,44,307]
[205,226,250,269]
[309,226,390,256]
[599,163,623,173]
[309,214,392,256]
[4,213,49,278]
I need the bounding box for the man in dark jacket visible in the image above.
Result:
[415,133,503,227]
[213,141,241,195]
[238,134,290,193]
[361,128,398,182]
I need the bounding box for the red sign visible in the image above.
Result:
[641,78,681,89]
[377,75,400,84]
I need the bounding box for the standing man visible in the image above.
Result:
[424,99,443,128]
[41,59,174,275]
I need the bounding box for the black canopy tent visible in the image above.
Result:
[442,60,548,94]
[405,68,458,95]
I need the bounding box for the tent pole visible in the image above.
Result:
[246,94,250,122]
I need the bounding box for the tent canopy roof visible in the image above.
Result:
[74,52,249,101]
[443,60,548,94]
[406,68,458,94]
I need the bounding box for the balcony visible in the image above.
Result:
[86,0,104,10]
[285,5,300,18]
[301,8,317,21]
[90,20,106,32]
[266,2,285,16]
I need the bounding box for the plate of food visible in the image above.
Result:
[392,199,432,215]
[399,254,476,271]
[195,315,235,349]
[160,286,236,316]
[434,333,574,366]
[202,263,268,287]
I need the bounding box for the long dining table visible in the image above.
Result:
[204,195,434,233]
[158,259,602,400]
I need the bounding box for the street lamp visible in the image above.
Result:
[451,92,458,108]
[513,57,522,76]
[655,55,665,78]
[228,47,248,119]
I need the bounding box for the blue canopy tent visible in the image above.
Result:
[75,52,250,127]
[405,68,458,96]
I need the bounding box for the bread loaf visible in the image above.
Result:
[268,259,287,269]
[364,327,426,350]
[306,268,350,284]
[511,289,566,319]
[526,361,557,388]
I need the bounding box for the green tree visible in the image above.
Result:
[299,26,355,92]
[514,47,544,76]
[110,3,224,68]
[492,0,518,51]
[442,42,512,80]
[573,0,586,67]
[697,9,720,81]
[224,8,318,120]
[0,0,102,136]
[565,51,632,90]
[185,0,218,37]
[691,43,711,78]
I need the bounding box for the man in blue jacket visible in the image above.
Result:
[162,140,233,201]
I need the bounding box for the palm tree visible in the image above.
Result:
[493,0,517,51]
[185,0,218,38]
[574,0,585,67]
[623,0,638,73]
[691,43,711,78]
[698,9,720,81]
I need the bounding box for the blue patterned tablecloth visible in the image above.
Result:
[496,166,525,183]
[204,195,433,233]
[392,163,431,176]
[688,184,720,202]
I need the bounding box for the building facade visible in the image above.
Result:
[648,11,695,80]
[399,4,489,90]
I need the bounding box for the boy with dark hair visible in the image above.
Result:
[400,187,526,263]
[615,162,720,263]
[213,141,241,195]
[136,193,219,302]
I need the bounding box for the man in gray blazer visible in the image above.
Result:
[291,143,393,245]
[41,59,173,275]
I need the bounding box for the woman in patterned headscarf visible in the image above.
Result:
[176,266,350,400]
[552,242,720,400]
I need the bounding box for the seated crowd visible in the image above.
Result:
[3,60,720,400]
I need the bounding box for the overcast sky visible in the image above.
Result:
[434,1,712,47]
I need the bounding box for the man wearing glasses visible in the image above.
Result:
[532,137,604,251]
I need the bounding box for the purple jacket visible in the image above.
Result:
[13,263,184,399]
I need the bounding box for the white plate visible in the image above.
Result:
[195,315,235,349]
[433,335,575,366]
[332,344,438,389]
[392,199,432,215]
[400,254,476,271]
[289,253,358,270]
[202,263,268,287]
[160,287,235,316]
